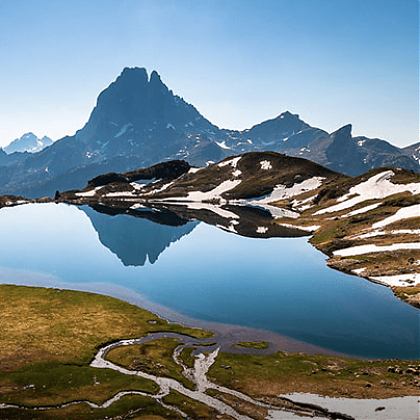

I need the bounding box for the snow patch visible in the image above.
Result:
[215,141,231,150]
[184,180,242,202]
[278,223,320,232]
[188,167,201,174]
[75,186,102,197]
[353,229,420,239]
[114,123,132,138]
[105,191,136,198]
[352,230,385,239]
[130,203,147,210]
[253,177,324,204]
[256,226,268,234]
[260,160,272,170]
[372,204,420,229]
[147,182,174,195]
[370,273,420,287]
[315,171,420,215]
[218,157,241,169]
[343,203,381,217]
[253,204,300,219]
[174,202,240,220]
[216,223,238,234]
[333,242,420,257]
[130,182,147,191]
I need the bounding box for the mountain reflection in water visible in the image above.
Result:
[0,203,418,360]
[81,206,198,266]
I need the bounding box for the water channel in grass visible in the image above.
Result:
[0,203,418,359]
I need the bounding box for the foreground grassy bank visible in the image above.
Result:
[0,284,418,419]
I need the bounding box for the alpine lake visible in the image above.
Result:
[0,202,418,360]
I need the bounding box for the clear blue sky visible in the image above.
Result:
[0,0,418,148]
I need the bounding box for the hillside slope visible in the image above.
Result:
[58,152,420,308]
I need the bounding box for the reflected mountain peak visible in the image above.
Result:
[81,206,198,266]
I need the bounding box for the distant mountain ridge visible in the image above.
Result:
[4,132,52,154]
[0,67,418,198]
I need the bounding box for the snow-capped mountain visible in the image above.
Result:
[4,133,52,154]
[0,67,418,198]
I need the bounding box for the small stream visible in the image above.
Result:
[0,333,355,420]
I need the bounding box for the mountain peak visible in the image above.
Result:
[149,70,168,94]
[150,70,162,83]
[334,124,352,136]
[277,111,300,120]
[4,132,52,154]
[119,66,148,80]
[114,67,148,88]
[21,132,37,139]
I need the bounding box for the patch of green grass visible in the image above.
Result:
[106,338,194,390]
[208,351,420,399]
[0,284,213,417]
[0,285,212,374]
[162,390,219,418]
[179,347,195,369]
[0,362,157,407]
[0,394,176,420]
[393,286,420,297]
[233,341,269,349]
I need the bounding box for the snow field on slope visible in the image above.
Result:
[218,156,241,168]
[370,273,420,287]
[342,203,381,217]
[353,229,420,240]
[252,176,325,205]
[333,242,420,257]
[315,171,420,215]
[186,179,242,202]
[372,204,420,229]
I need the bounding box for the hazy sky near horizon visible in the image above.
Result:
[0,0,418,148]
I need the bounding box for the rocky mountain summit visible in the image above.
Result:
[3,132,52,154]
[0,67,418,198]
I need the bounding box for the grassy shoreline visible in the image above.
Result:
[1,283,419,420]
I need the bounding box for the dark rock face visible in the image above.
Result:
[88,160,191,187]
[0,148,8,164]
[0,67,418,198]
[76,67,218,157]
[0,68,221,197]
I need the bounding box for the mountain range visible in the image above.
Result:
[2,132,53,154]
[0,67,418,198]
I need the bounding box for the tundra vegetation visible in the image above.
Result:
[0,285,419,420]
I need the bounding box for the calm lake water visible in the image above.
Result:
[0,203,418,359]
